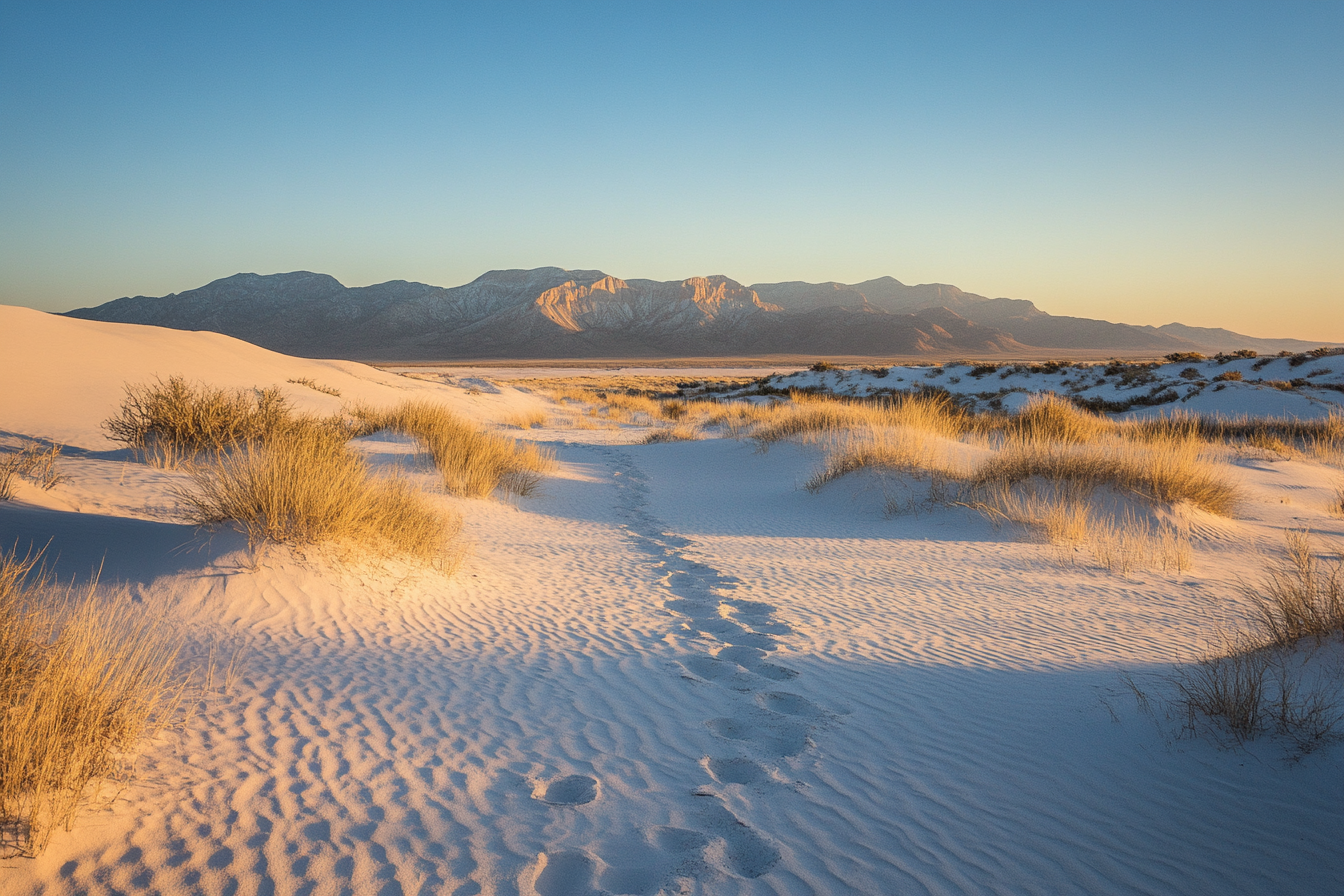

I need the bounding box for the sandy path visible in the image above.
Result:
[4,428,1343,894]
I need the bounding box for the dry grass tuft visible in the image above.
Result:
[502,410,548,430]
[179,422,462,564]
[1005,393,1112,444]
[0,549,188,856]
[286,377,341,397]
[643,424,702,444]
[970,435,1240,516]
[748,393,967,448]
[1173,634,1272,739]
[0,441,64,500]
[362,401,555,498]
[1242,530,1344,647]
[805,424,967,492]
[105,376,291,466]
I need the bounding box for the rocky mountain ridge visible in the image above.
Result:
[62,267,1334,360]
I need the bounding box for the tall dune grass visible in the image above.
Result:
[180,423,461,564]
[748,392,968,448]
[356,400,555,498]
[0,550,188,856]
[970,434,1241,516]
[804,423,968,491]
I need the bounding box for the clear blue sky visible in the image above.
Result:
[2,1,1341,339]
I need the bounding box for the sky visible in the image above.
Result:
[1,1,1341,340]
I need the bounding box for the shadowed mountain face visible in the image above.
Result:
[62,268,1333,360]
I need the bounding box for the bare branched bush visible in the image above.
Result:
[179,422,462,564]
[1242,530,1344,647]
[365,401,555,498]
[104,376,291,466]
[0,549,188,856]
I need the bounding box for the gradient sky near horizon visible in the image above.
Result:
[2,1,1341,340]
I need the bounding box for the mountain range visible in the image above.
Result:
[61,268,1335,361]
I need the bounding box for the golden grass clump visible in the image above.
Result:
[748,392,968,447]
[365,400,555,498]
[804,424,967,492]
[1001,393,1113,444]
[502,410,548,430]
[104,376,291,466]
[0,550,188,856]
[180,422,461,563]
[970,435,1240,516]
[643,424,702,444]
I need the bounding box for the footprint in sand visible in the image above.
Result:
[534,774,599,807]
[533,850,598,896]
[704,756,770,786]
[757,691,825,719]
[706,713,810,758]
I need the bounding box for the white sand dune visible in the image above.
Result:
[2,306,1342,895]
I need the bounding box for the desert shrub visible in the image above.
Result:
[180,421,462,562]
[809,360,837,372]
[105,376,291,466]
[968,364,999,378]
[1213,370,1242,382]
[660,400,687,420]
[1165,352,1206,363]
[0,549,188,856]
[374,400,555,498]
[860,366,890,378]
[1264,380,1294,391]
[1243,530,1344,647]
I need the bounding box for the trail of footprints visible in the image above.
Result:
[529,447,838,893]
